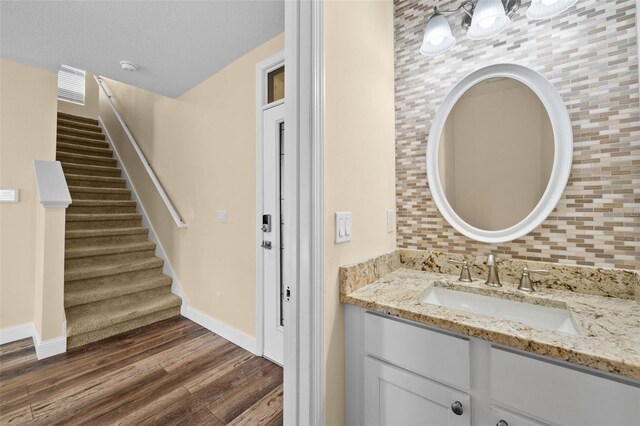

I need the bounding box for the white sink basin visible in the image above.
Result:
[421,286,579,335]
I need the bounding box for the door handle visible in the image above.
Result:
[261,241,272,250]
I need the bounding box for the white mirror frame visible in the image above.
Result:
[426,63,573,244]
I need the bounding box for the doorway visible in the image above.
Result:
[257,52,285,366]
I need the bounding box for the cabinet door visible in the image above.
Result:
[490,405,547,426]
[364,357,471,426]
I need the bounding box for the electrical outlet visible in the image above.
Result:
[216,210,228,223]
[387,209,395,233]
[215,291,222,305]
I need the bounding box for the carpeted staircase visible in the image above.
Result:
[57,112,182,349]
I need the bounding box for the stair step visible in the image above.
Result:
[65,241,156,259]
[57,118,102,133]
[61,162,121,178]
[57,142,113,158]
[64,174,126,189]
[58,112,99,126]
[65,257,164,282]
[65,291,181,349]
[69,186,131,200]
[58,134,110,149]
[65,213,142,230]
[57,151,117,167]
[67,305,181,349]
[66,199,136,214]
[58,126,105,141]
[65,274,172,308]
[65,227,149,248]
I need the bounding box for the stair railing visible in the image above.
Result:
[95,76,187,229]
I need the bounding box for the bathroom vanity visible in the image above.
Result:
[342,62,640,425]
[342,261,640,426]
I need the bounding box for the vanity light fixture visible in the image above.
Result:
[420,13,457,56]
[419,0,579,57]
[526,0,579,20]
[467,0,511,40]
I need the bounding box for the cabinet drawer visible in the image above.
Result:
[364,357,471,426]
[364,312,470,390]
[491,347,640,426]
[490,406,546,426]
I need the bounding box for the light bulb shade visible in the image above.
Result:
[420,14,456,56]
[467,0,510,40]
[526,0,578,20]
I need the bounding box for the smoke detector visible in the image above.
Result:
[119,61,137,72]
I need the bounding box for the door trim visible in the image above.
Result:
[284,0,324,424]
[256,50,285,359]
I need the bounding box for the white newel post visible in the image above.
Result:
[33,160,71,359]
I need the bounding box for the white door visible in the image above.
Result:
[364,357,471,426]
[262,103,285,365]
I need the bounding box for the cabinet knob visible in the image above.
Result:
[496,421,508,426]
[450,401,463,416]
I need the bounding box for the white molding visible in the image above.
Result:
[255,50,285,359]
[98,117,188,307]
[181,305,257,354]
[0,323,34,345]
[33,160,72,208]
[284,0,324,424]
[426,63,573,244]
[33,332,66,360]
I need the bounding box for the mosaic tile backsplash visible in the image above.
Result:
[395,0,640,270]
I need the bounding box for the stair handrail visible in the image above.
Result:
[95,76,187,229]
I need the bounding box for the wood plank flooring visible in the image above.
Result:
[0,317,283,425]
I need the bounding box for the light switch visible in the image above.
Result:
[335,212,352,243]
[216,210,228,223]
[0,188,19,203]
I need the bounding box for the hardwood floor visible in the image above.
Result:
[0,317,283,425]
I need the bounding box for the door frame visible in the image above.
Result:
[255,50,285,359]
[283,1,324,425]
[255,2,323,423]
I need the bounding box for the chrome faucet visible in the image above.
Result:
[448,259,472,282]
[518,267,549,292]
[485,254,502,287]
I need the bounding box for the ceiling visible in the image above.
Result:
[0,0,284,98]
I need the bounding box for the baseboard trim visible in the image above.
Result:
[98,116,188,307]
[181,305,257,355]
[33,333,66,360]
[0,323,35,345]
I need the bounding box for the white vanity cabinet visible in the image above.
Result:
[364,357,471,426]
[345,305,640,426]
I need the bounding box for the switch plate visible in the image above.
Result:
[0,188,19,203]
[216,210,228,223]
[387,209,394,233]
[335,212,352,243]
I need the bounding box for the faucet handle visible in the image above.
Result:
[485,254,502,287]
[448,259,472,282]
[518,267,549,292]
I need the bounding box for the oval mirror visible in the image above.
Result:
[427,64,572,243]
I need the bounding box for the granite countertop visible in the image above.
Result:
[340,252,640,381]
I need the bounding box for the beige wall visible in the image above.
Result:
[57,71,99,120]
[99,34,284,339]
[323,1,396,424]
[0,59,58,330]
